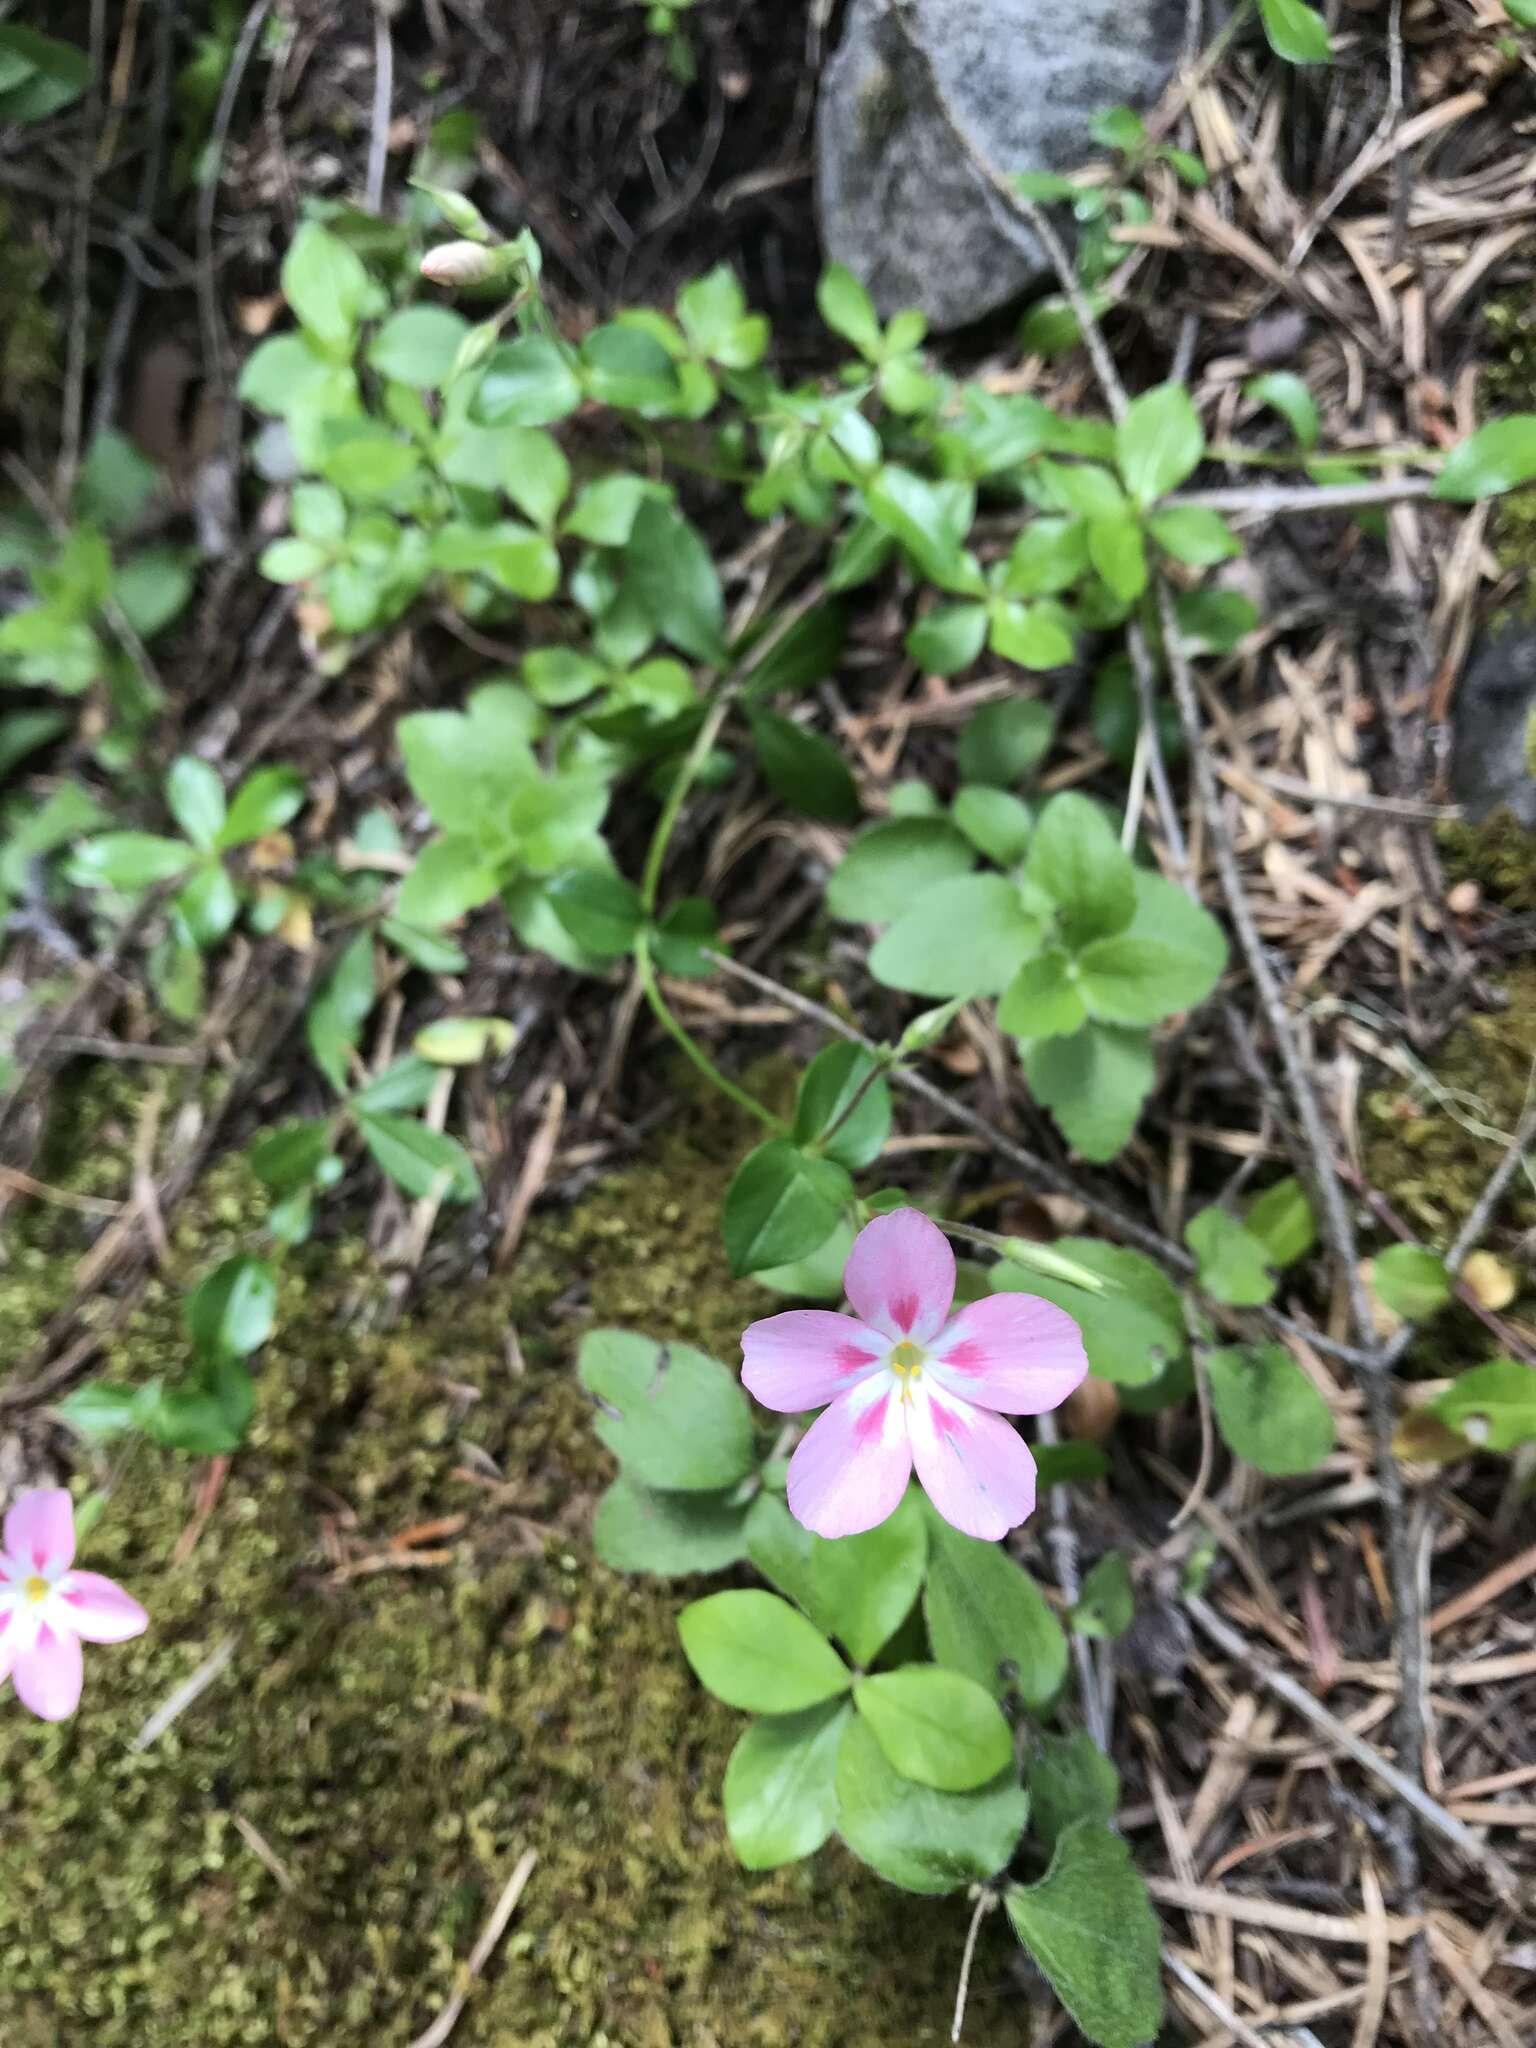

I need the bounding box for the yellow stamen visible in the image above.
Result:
[890,1340,925,1377]
[23,1576,49,1603]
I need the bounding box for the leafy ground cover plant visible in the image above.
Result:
[9,32,1536,2038]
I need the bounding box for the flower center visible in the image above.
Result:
[889,1339,926,1385]
[23,1576,49,1604]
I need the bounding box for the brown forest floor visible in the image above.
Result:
[3,2,1536,2045]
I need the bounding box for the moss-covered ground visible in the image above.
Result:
[0,1076,1022,2048]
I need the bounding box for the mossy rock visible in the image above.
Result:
[0,1086,1024,2047]
[1364,964,1536,1256]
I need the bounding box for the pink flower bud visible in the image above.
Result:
[420,241,496,288]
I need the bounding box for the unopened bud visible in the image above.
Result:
[897,998,965,1056]
[1000,1237,1109,1294]
[420,240,497,288]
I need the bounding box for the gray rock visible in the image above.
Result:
[817,0,1191,331]
[1452,623,1536,827]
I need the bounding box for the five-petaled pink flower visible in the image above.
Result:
[742,1209,1088,1541]
[0,1489,147,1721]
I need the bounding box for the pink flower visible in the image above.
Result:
[742,1209,1088,1542]
[0,1490,147,1721]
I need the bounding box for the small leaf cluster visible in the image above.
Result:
[834,783,1227,1160]
[0,430,194,758]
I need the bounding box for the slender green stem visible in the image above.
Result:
[633,679,789,1130]
[640,689,734,913]
[634,932,785,1132]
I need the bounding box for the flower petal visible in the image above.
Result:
[11,1624,83,1721]
[930,1293,1089,1414]
[740,1311,885,1413]
[57,1571,149,1645]
[3,1488,75,1575]
[786,1380,913,1538]
[908,1387,1037,1541]
[843,1209,955,1343]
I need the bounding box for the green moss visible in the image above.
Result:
[0,1088,1019,2048]
[1439,810,1536,910]
[1364,964,1536,1252]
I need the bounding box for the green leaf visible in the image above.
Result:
[951,786,1033,867]
[577,1329,754,1492]
[1115,381,1205,507]
[1071,1552,1132,1639]
[723,1140,853,1277]
[76,429,160,532]
[473,336,583,426]
[1176,588,1259,653]
[307,931,375,1092]
[1025,792,1136,949]
[906,602,987,676]
[175,862,239,948]
[864,466,978,587]
[1206,1343,1335,1475]
[259,537,328,584]
[993,1240,1184,1389]
[998,949,1087,1038]
[357,1111,480,1202]
[810,1504,930,1667]
[0,709,68,779]
[562,474,655,548]
[1090,104,1146,154]
[652,897,720,978]
[1245,1176,1316,1267]
[1022,1022,1156,1162]
[1259,0,1333,63]
[281,222,371,356]
[676,264,762,365]
[1148,505,1240,564]
[112,545,195,640]
[1186,1206,1276,1307]
[827,820,975,923]
[793,1043,892,1171]
[957,698,1055,787]
[924,1519,1068,1708]
[1372,1242,1452,1319]
[581,323,681,411]
[366,305,469,387]
[853,1665,1013,1792]
[56,1381,153,1443]
[546,868,644,957]
[988,597,1076,672]
[1005,1825,1164,2048]
[592,1475,752,1577]
[736,603,847,702]
[1429,1359,1536,1453]
[1087,513,1148,602]
[1034,1440,1110,1488]
[69,832,195,891]
[723,1702,850,1870]
[165,757,226,851]
[494,427,570,529]
[1003,518,1089,598]
[393,838,497,929]
[248,1120,332,1195]
[746,708,860,823]
[678,1589,852,1712]
[1433,417,1536,501]
[1027,1731,1121,1854]
[143,1381,246,1456]
[870,874,1040,998]
[185,1253,277,1361]
[0,26,91,123]
[219,765,305,847]
[1075,871,1226,1024]
[835,1712,1028,1895]
[1245,370,1320,450]
[626,501,726,665]
[350,1058,439,1115]
[816,263,883,359]
[237,332,340,416]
